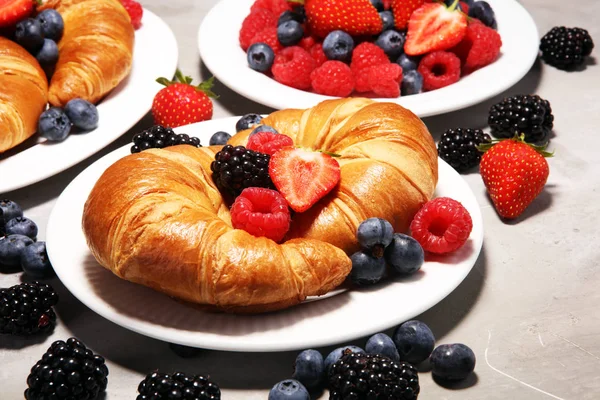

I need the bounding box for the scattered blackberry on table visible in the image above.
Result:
[438,128,492,172]
[0,282,57,336]
[137,371,220,400]
[488,95,554,143]
[131,125,202,154]
[328,350,420,400]
[211,145,274,197]
[540,26,594,69]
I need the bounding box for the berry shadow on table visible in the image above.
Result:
[433,371,479,390]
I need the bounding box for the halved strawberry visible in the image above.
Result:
[0,0,33,28]
[404,0,467,56]
[391,0,424,30]
[269,148,341,213]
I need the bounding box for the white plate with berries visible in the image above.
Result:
[198,0,538,116]
[46,116,483,352]
[0,9,178,194]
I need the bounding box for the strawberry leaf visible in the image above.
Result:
[476,134,555,157]
[156,77,172,86]
[196,76,219,99]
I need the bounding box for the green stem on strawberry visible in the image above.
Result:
[156,70,219,99]
[477,134,555,157]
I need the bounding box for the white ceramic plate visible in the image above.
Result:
[198,0,538,116]
[0,10,178,194]
[47,117,484,352]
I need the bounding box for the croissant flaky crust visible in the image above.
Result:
[38,0,135,106]
[82,98,438,313]
[0,38,49,154]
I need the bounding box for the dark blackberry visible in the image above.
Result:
[540,26,594,69]
[488,94,554,143]
[438,128,492,173]
[137,371,221,400]
[328,350,420,400]
[25,337,109,400]
[0,282,58,336]
[211,145,274,196]
[131,125,202,154]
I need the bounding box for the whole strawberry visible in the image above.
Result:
[479,135,552,219]
[304,0,383,38]
[152,71,217,128]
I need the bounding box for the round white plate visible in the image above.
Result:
[0,10,178,194]
[47,117,484,352]
[198,0,538,116]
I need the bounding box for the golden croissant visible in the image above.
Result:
[37,0,135,106]
[0,38,49,154]
[82,98,438,313]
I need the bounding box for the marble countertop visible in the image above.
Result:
[3,0,600,399]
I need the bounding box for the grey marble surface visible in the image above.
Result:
[2,0,600,399]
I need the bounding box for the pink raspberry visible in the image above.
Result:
[272,46,316,90]
[239,9,278,51]
[309,43,328,67]
[250,26,283,54]
[350,42,390,74]
[367,63,403,97]
[418,51,461,91]
[251,0,292,16]
[310,61,355,97]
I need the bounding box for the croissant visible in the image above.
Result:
[82,98,438,313]
[0,37,49,154]
[37,0,134,106]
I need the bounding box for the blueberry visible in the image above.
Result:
[365,333,400,362]
[292,349,324,390]
[379,11,395,31]
[168,343,202,358]
[393,320,436,364]
[64,99,99,131]
[250,124,279,136]
[371,0,385,11]
[4,217,38,239]
[430,343,476,381]
[236,114,262,132]
[209,131,232,146]
[322,30,354,63]
[278,10,305,26]
[469,1,497,29]
[21,241,55,279]
[38,107,72,142]
[462,0,475,6]
[401,70,424,96]
[36,9,64,41]
[375,30,405,59]
[247,43,276,73]
[397,53,420,72]
[268,379,310,400]
[350,252,386,286]
[14,18,44,52]
[0,234,34,267]
[34,39,59,67]
[277,20,304,47]
[356,217,394,256]
[324,346,365,373]
[0,200,23,234]
[385,233,424,275]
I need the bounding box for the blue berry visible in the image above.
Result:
[38,107,71,142]
[356,217,394,256]
[36,9,64,41]
[247,43,276,73]
[469,1,497,29]
[250,124,278,136]
[379,11,395,31]
[0,200,23,234]
[365,333,400,362]
[268,379,310,400]
[236,114,262,132]
[393,320,435,364]
[375,30,406,59]
[350,252,386,286]
[0,234,34,267]
[430,343,476,381]
[370,0,384,11]
[14,18,44,52]
[324,346,365,373]
[401,70,424,96]
[64,99,99,131]
[168,343,202,358]
[322,30,354,63]
[385,233,424,275]
[34,39,59,67]
[397,53,420,72]
[278,10,305,26]
[277,20,304,46]
[21,241,55,279]
[292,349,324,390]
[462,0,475,6]
[209,131,232,146]
[4,217,38,239]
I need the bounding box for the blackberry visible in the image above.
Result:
[131,125,202,154]
[488,94,554,143]
[438,128,492,173]
[0,282,58,336]
[211,145,274,196]
[25,337,109,400]
[137,371,221,400]
[540,26,594,69]
[328,350,420,400]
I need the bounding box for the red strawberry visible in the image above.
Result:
[304,0,383,38]
[391,0,424,30]
[0,0,33,28]
[152,71,217,128]
[269,147,341,212]
[404,0,467,56]
[479,135,551,219]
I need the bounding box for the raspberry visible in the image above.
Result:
[450,21,502,74]
[240,9,277,51]
[410,197,473,254]
[250,26,283,54]
[367,63,403,97]
[310,61,355,97]
[121,0,143,29]
[418,51,461,91]
[230,187,291,242]
[247,131,294,155]
[309,43,328,67]
[350,42,390,74]
[272,46,316,90]
[251,0,292,16]
[299,36,317,51]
